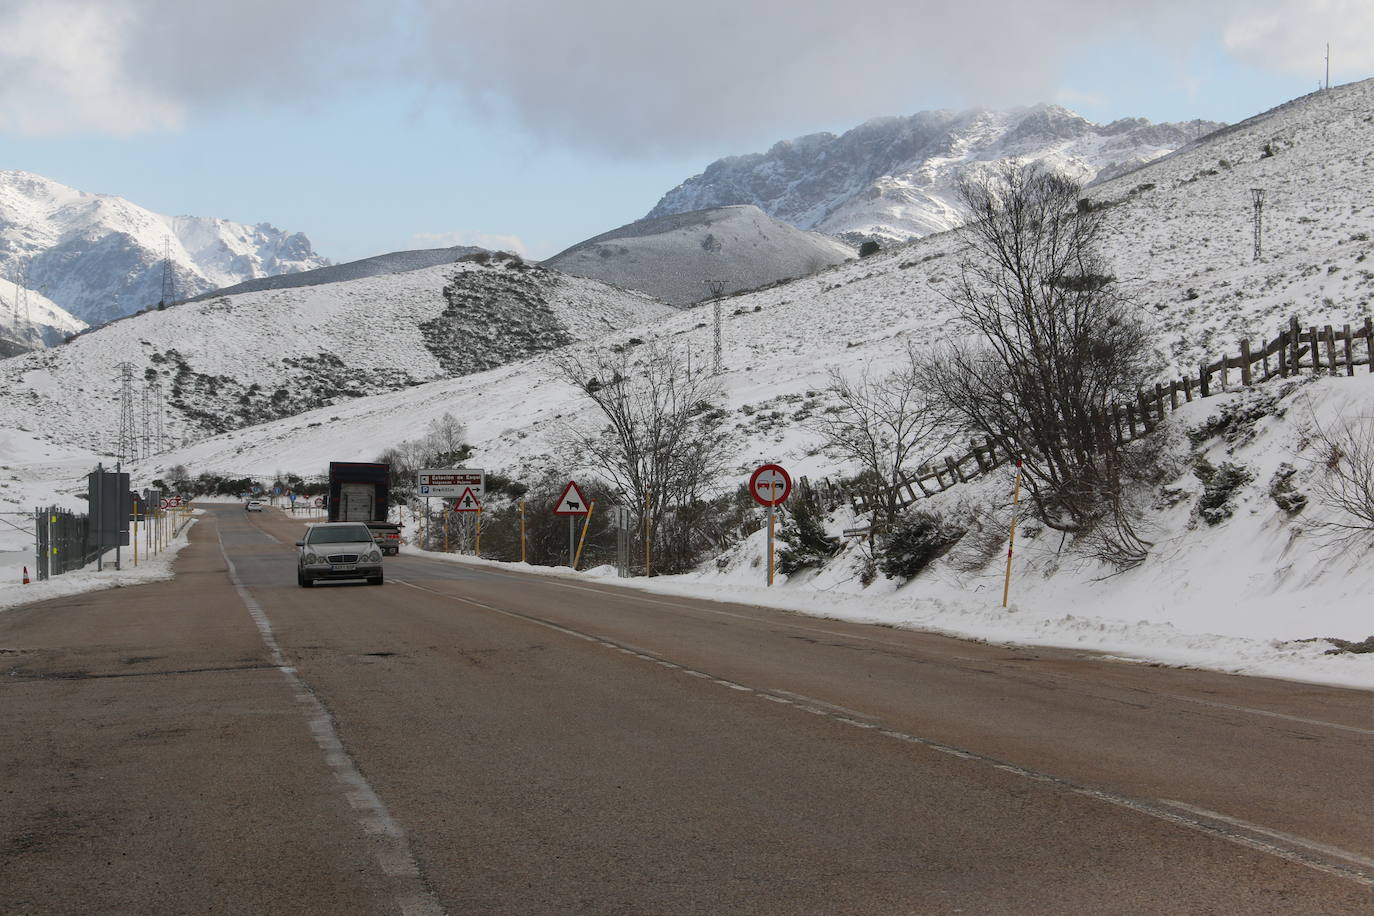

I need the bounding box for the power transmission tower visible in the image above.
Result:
[11,259,32,341]
[141,383,152,460]
[152,380,165,454]
[1251,188,1266,260]
[115,362,137,463]
[160,236,175,307]
[705,279,726,375]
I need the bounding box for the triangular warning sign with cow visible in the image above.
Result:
[553,480,590,515]
[454,487,482,513]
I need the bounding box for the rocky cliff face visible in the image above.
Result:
[0,170,329,326]
[649,105,1223,245]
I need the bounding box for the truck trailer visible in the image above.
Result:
[327,462,402,555]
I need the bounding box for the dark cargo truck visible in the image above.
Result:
[327,461,402,555]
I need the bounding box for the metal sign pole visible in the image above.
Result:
[767,503,776,586]
[568,516,575,567]
[520,500,526,563]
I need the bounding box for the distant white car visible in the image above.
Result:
[296,522,384,587]
[245,500,265,512]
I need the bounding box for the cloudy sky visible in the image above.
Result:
[2,0,1370,261]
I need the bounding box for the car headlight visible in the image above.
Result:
[303,553,320,564]
[368,550,382,562]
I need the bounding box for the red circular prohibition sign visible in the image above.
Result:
[749,464,792,507]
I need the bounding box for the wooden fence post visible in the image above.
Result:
[1290,315,1302,374]
[972,440,990,473]
[1239,339,1252,385]
[1324,325,1337,375]
[1343,324,1354,376]
[1126,404,1138,439]
[1261,338,1271,381]
[1366,317,1374,372]
[1199,362,1210,398]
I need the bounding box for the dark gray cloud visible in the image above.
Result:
[10,0,1355,155]
[410,0,1217,155]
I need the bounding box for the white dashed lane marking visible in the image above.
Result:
[392,575,1374,891]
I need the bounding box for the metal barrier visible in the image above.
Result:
[33,506,103,580]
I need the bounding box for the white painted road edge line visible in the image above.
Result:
[219,533,444,916]
[392,576,1374,892]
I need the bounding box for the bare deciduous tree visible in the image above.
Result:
[809,352,951,525]
[554,340,729,572]
[917,162,1158,562]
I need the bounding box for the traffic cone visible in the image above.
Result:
[23,566,31,584]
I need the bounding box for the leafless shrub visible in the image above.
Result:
[807,350,952,525]
[1304,413,1374,547]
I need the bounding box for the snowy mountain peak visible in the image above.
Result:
[0,169,329,327]
[648,105,1224,245]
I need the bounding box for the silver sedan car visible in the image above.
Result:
[296,522,384,587]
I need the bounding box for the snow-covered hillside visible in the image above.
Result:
[650,104,1223,246]
[0,170,328,326]
[0,255,675,452]
[544,205,855,305]
[0,276,86,352]
[4,79,1374,686]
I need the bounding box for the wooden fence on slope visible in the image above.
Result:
[836,314,1374,516]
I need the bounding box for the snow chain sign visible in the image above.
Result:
[749,464,792,506]
[418,468,484,499]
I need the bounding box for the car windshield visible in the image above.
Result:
[307,526,373,545]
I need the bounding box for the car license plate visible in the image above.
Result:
[330,564,356,572]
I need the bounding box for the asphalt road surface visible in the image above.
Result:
[3,506,1372,914]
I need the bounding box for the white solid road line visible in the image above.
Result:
[1159,800,1374,871]
[392,575,1374,891]
[219,533,445,916]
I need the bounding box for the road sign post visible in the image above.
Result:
[573,501,597,570]
[553,481,591,567]
[749,464,792,586]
